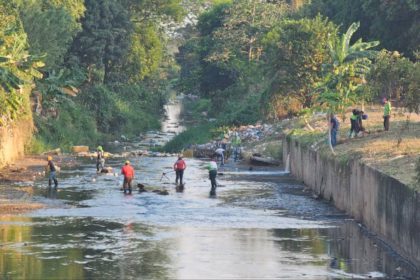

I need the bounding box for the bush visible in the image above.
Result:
[211,87,262,126]
[34,100,100,151]
[25,136,50,154]
[76,84,162,137]
[163,123,215,153]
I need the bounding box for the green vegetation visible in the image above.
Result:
[0,0,185,151]
[177,1,419,124]
[172,0,418,152]
[303,0,419,59]
[0,0,419,154]
[163,124,215,153]
[286,129,325,149]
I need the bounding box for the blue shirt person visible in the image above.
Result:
[330,114,340,147]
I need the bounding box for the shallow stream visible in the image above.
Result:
[0,100,418,279]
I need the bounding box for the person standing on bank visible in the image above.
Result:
[232,134,242,162]
[46,156,58,188]
[215,147,225,166]
[208,157,218,196]
[174,156,186,186]
[330,113,339,147]
[121,161,135,194]
[96,146,105,172]
[383,97,391,131]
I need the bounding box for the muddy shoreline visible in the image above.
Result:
[0,155,79,214]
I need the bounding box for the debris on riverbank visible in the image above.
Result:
[190,122,284,163]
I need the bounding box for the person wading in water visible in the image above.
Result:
[173,156,186,186]
[46,156,58,188]
[121,161,135,194]
[96,146,105,172]
[207,157,218,196]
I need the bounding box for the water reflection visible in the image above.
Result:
[0,156,418,279]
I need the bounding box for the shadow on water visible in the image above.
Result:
[0,100,418,279]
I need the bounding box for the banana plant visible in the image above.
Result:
[0,24,44,124]
[314,22,379,154]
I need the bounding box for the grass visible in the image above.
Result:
[163,123,216,153]
[289,106,420,188]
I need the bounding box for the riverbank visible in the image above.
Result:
[281,107,420,267]
[0,155,79,214]
[177,105,420,268]
[287,107,420,188]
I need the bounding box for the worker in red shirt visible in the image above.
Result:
[121,160,135,194]
[173,156,186,186]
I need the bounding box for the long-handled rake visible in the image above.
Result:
[160,170,175,181]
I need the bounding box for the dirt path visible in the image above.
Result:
[0,155,79,214]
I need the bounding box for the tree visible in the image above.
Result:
[123,0,184,23]
[366,50,414,104]
[0,3,44,124]
[19,2,80,69]
[405,55,420,114]
[262,16,337,118]
[316,22,379,153]
[177,1,235,96]
[209,0,288,63]
[67,0,132,83]
[304,0,419,58]
[123,24,163,82]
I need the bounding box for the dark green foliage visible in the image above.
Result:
[177,0,287,125]
[197,1,231,36]
[68,0,132,83]
[304,0,420,58]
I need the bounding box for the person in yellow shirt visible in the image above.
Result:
[383,97,391,131]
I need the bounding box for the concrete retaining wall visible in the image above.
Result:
[0,120,33,168]
[283,137,420,267]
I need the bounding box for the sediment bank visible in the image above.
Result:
[283,137,420,267]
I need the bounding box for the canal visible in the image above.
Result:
[0,100,418,279]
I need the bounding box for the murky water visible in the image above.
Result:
[0,157,417,279]
[1,101,418,279]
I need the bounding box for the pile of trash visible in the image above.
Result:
[232,123,278,142]
[72,147,179,159]
[193,142,223,158]
[191,122,281,158]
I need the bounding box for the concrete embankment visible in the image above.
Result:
[0,120,33,168]
[283,137,420,267]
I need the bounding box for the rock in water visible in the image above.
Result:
[100,167,113,174]
[72,146,89,153]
